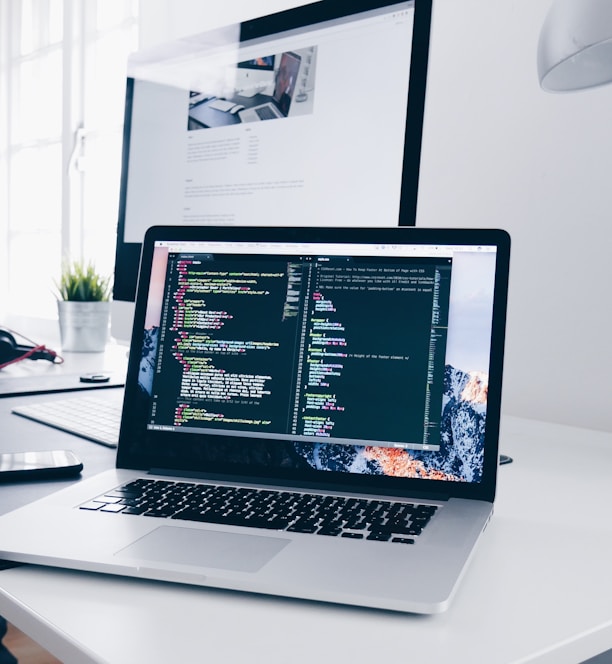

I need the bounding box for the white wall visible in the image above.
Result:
[418,0,612,433]
[139,0,612,433]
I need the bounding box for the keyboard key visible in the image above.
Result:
[287,520,319,534]
[79,501,105,511]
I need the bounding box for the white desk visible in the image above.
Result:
[0,343,128,513]
[0,339,128,397]
[1,415,611,664]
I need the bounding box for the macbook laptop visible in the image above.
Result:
[238,52,302,123]
[0,225,510,614]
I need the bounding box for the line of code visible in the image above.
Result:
[292,263,450,447]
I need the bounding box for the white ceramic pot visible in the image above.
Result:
[57,300,111,352]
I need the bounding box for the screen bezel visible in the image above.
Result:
[118,225,510,504]
[113,0,434,304]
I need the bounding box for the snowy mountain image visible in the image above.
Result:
[295,365,488,482]
[138,326,159,395]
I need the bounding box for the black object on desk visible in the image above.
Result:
[0,449,83,482]
[79,372,111,383]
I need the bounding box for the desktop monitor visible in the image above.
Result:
[112,0,433,343]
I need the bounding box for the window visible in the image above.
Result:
[0,0,139,322]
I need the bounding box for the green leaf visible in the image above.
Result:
[55,260,112,301]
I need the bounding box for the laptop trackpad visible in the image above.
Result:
[115,526,290,573]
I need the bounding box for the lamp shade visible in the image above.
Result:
[538,0,612,91]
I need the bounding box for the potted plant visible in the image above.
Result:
[55,261,112,352]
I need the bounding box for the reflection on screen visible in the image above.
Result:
[121,2,422,245]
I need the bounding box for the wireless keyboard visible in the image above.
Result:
[12,393,123,448]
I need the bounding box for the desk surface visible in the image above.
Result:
[0,342,127,397]
[1,410,611,664]
[0,344,127,512]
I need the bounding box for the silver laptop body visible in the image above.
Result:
[0,225,510,614]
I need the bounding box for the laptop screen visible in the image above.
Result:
[271,52,301,115]
[121,227,509,498]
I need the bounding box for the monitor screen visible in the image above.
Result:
[112,0,433,342]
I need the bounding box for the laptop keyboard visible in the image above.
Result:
[80,478,438,544]
[255,105,278,121]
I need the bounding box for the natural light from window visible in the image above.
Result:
[0,0,139,324]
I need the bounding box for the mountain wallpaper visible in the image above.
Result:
[292,365,487,483]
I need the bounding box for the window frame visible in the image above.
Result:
[0,0,139,332]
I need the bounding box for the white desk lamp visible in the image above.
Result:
[538,0,612,91]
